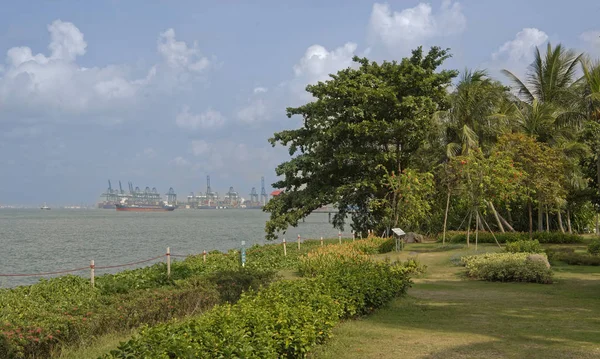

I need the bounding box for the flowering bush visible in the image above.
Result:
[461,252,553,284]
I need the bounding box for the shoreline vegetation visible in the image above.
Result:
[0,236,406,358]
[2,234,599,358]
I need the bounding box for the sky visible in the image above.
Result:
[0,0,599,205]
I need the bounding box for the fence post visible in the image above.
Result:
[352,231,355,242]
[320,236,324,246]
[90,260,95,288]
[203,250,207,263]
[297,234,301,250]
[283,238,287,256]
[166,247,171,277]
[338,231,342,244]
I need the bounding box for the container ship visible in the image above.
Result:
[98,180,178,212]
[116,202,177,212]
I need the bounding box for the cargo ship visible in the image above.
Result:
[116,202,177,212]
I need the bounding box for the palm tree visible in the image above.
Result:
[445,69,509,157]
[502,43,583,106]
[580,58,600,234]
[502,43,584,232]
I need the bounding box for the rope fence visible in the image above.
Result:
[0,230,371,287]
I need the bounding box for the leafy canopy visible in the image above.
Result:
[263,47,458,240]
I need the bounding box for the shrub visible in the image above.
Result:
[206,268,277,303]
[548,251,600,266]
[588,239,600,256]
[461,252,553,284]
[505,240,544,254]
[439,231,582,244]
[102,241,416,358]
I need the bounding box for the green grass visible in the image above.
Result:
[310,244,600,359]
[52,330,135,359]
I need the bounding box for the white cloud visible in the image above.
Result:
[367,1,466,57]
[171,156,190,166]
[253,86,267,94]
[492,28,548,63]
[581,31,600,56]
[0,21,213,122]
[236,98,269,124]
[289,42,358,102]
[191,140,210,156]
[157,29,210,73]
[176,106,226,130]
[293,42,357,84]
[488,28,548,82]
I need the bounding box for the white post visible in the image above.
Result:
[320,236,324,246]
[203,250,207,263]
[352,231,355,242]
[297,234,301,250]
[283,238,287,256]
[338,231,342,244]
[166,247,171,277]
[90,260,95,288]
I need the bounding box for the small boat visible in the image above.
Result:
[40,203,51,210]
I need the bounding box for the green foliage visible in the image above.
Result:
[102,244,416,359]
[461,252,553,283]
[0,243,307,358]
[439,231,583,244]
[207,268,278,303]
[447,146,524,212]
[588,239,600,256]
[505,240,544,253]
[263,47,458,239]
[546,246,600,265]
[372,168,435,232]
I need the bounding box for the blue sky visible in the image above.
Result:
[0,0,599,205]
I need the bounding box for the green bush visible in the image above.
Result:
[439,231,582,244]
[461,252,553,284]
[548,251,600,266]
[505,240,544,253]
[102,247,415,358]
[0,252,275,359]
[206,267,277,303]
[588,239,600,256]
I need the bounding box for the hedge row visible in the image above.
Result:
[438,231,583,244]
[0,237,393,358]
[461,252,553,284]
[103,239,415,358]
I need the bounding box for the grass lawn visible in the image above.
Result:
[310,244,600,359]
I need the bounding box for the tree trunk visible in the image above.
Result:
[545,206,550,232]
[498,213,516,232]
[442,187,451,245]
[475,212,479,251]
[487,200,505,233]
[466,212,472,248]
[566,208,572,234]
[537,201,543,232]
[557,209,565,233]
[597,156,600,235]
[528,200,533,239]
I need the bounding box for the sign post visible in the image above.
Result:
[241,240,246,267]
[391,228,406,252]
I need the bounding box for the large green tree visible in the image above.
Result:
[263,47,457,239]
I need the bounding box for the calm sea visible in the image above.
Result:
[0,208,342,288]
